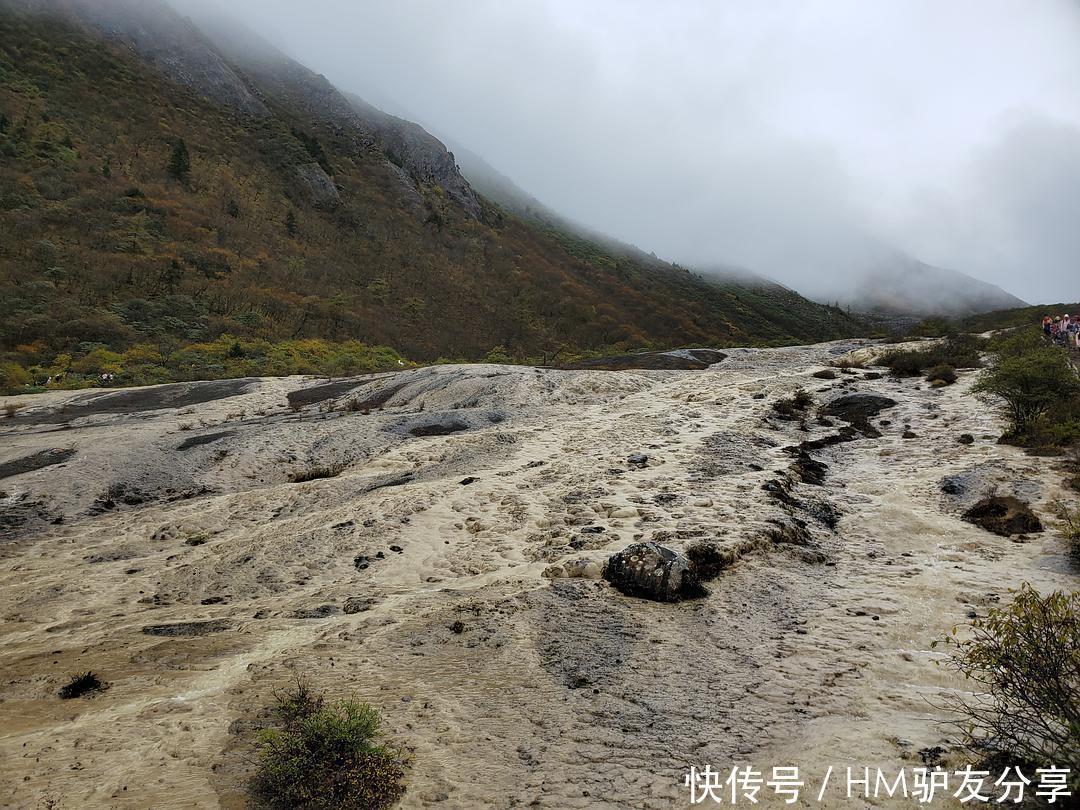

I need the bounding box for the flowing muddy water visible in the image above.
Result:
[0,340,1074,809]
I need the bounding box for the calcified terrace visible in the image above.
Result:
[0,340,1074,808]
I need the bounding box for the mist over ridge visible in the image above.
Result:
[171,0,1080,306]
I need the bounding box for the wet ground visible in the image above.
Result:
[0,340,1074,808]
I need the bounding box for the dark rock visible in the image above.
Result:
[686,542,734,581]
[559,349,726,371]
[343,596,377,614]
[142,619,231,636]
[176,431,235,451]
[567,672,592,688]
[459,477,478,485]
[580,526,606,534]
[762,476,799,507]
[805,499,842,529]
[602,542,706,602]
[200,596,227,605]
[821,393,897,435]
[788,451,828,486]
[902,431,917,439]
[957,434,974,445]
[0,448,77,480]
[389,545,404,553]
[812,369,837,379]
[962,496,1043,537]
[863,372,883,380]
[410,420,468,437]
[449,620,465,634]
[627,453,648,467]
[940,476,965,495]
[765,518,814,547]
[751,392,766,400]
[293,604,339,619]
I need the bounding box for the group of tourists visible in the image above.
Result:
[1043,314,1080,348]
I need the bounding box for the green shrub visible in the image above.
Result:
[0,360,30,394]
[883,334,984,377]
[1051,500,1080,549]
[973,331,1080,444]
[252,681,407,810]
[926,364,957,385]
[936,585,1080,778]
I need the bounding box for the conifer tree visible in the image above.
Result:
[168,138,190,183]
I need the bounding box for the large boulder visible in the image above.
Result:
[962,496,1043,537]
[602,542,706,602]
[821,393,897,436]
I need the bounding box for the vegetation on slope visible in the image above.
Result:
[0,6,861,394]
[911,302,1080,336]
[974,331,1080,449]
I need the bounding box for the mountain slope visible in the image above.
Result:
[843,253,1026,317]
[0,0,861,386]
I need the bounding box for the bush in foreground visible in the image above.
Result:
[252,681,407,810]
[937,585,1080,777]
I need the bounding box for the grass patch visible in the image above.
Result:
[251,680,408,810]
[288,463,346,484]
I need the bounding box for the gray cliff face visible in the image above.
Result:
[13,0,269,118]
[195,13,482,219]
[345,95,482,219]
[12,0,481,219]
[292,162,341,210]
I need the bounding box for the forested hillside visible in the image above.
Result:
[0,1,861,391]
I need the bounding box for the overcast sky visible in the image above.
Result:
[175,0,1080,303]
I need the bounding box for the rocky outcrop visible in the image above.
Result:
[292,162,341,209]
[962,496,1043,537]
[821,393,897,436]
[602,542,706,602]
[559,349,726,371]
[36,0,270,118]
[347,96,482,219]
